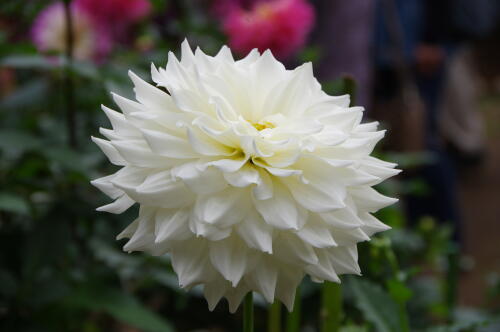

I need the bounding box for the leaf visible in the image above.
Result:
[0,54,56,69]
[386,279,413,304]
[0,78,49,109]
[66,286,174,332]
[348,277,401,332]
[339,325,369,332]
[0,192,30,215]
[0,130,42,159]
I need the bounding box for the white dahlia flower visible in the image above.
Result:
[92,41,400,312]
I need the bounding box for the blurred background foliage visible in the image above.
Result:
[1,0,499,331]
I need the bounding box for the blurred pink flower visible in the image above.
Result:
[75,0,151,35]
[222,0,315,59]
[31,2,112,61]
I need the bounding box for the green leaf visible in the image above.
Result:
[386,279,413,304]
[0,54,56,69]
[348,277,401,332]
[0,130,42,159]
[0,192,30,215]
[0,78,49,109]
[339,325,369,332]
[66,286,174,332]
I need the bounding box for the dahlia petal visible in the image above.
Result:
[236,209,273,254]
[91,137,126,166]
[101,105,140,137]
[111,140,172,167]
[141,128,198,158]
[284,177,345,213]
[296,216,337,248]
[116,218,139,240]
[209,236,248,286]
[245,257,278,303]
[171,162,228,195]
[195,188,249,227]
[187,127,236,156]
[275,267,304,312]
[155,208,191,243]
[123,208,155,252]
[274,232,318,266]
[330,227,370,246]
[129,70,176,110]
[328,246,361,275]
[226,284,250,314]
[204,279,230,311]
[180,39,196,67]
[305,249,340,283]
[355,121,379,133]
[262,147,301,168]
[223,164,260,187]
[188,214,232,241]
[171,239,217,288]
[359,212,391,236]
[251,168,274,200]
[320,208,364,229]
[96,194,135,214]
[254,183,307,230]
[91,174,123,199]
[350,187,399,212]
[111,93,144,117]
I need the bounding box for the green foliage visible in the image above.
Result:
[1,1,498,331]
[348,277,403,332]
[65,285,174,332]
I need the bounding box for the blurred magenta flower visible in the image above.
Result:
[221,0,315,59]
[31,2,112,61]
[75,0,151,37]
[31,0,151,62]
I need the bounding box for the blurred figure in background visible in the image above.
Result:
[372,0,462,242]
[372,0,500,245]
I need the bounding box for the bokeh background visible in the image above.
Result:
[1,0,499,331]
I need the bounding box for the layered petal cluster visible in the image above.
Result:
[92,41,399,312]
[221,0,315,59]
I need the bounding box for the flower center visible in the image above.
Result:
[252,121,275,131]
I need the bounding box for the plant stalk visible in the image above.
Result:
[321,281,342,332]
[285,286,301,332]
[268,300,281,332]
[243,292,254,332]
[63,0,77,148]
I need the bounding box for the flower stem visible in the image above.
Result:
[268,300,281,332]
[63,0,76,148]
[285,286,301,332]
[243,292,254,332]
[321,282,342,332]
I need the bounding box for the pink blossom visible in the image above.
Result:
[75,0,151,34]
[222,0,315,59]
[31,2,112,61]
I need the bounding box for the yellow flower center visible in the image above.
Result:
[252,121,275,131]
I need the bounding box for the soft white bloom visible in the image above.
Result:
[92,41,400,312]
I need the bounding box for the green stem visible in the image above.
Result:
[285,286,301,332]
[243,292,254,332]
[63,0,76,148]
[321,282,342,332]
[385,245,410,332]
[268,300,281,332]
